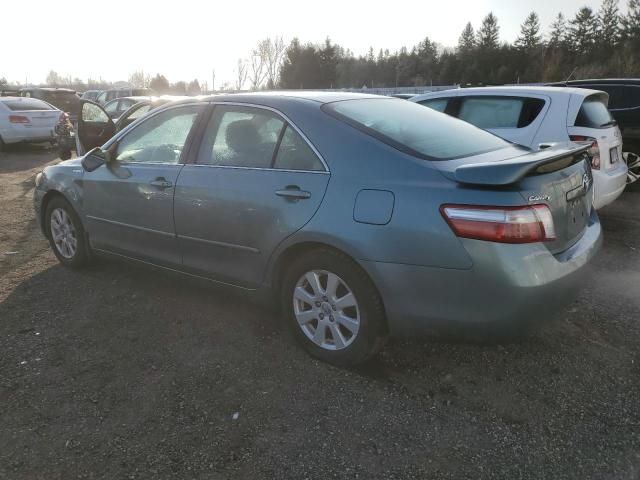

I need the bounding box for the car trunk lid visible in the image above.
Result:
[436,143,593,254]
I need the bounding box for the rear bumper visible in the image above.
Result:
[1,126,56,144]
[362,210,602,336]
[593,162,627,209]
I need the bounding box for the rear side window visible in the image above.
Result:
[273,126,324,171]
[575,95,614,128]
[418,98,449,113]
[197,106,285,168]
[325,98,508,160]
[458,97,545,129]
[2,98,52,111]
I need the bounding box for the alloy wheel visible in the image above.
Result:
[50,208,77,259]
[293,270,360,351]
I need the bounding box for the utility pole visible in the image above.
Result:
[212,69,216,93]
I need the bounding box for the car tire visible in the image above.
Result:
[0,135,5,152]
[59,149,72,161]
[45,196,90,268]
[280,248,387,366]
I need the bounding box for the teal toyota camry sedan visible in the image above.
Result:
[34,92,601,365]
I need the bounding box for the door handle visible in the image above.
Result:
[149,178,173,189]
[275,186,311,200]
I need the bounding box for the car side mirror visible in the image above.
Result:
[81,147,110,172]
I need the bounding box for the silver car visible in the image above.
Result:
[34,92,602,365]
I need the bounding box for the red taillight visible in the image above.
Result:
[9,115,30,124]
[570,135,600,170]
[440,204,556,244]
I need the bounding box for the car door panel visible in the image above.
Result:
[174,167,329,287]
[83,163,183,266]
[77,100,116,153]
[173,103,330,288]
[81,104,204,266]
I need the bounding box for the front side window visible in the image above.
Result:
[325,98,508,160]
[418,98,449,113]
[82,102,110,123]
[104,100,119,115]
[115,105,202,164]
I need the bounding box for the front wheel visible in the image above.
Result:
[280,248,387,366]
[45,197,90,268]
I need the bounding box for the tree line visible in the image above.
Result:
[3,0,639,93]
[279,0,640,88]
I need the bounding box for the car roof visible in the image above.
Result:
[20,87,76,93]
[200,91,384,105]
[105,95,152,104]
[552,78,640,86]
[411,85,604,101]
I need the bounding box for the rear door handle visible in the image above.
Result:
[150,178,173,189]
[275,187,311,200]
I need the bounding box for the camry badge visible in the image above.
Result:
[528,194,551,202]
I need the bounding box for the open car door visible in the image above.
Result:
[77,100,116,156]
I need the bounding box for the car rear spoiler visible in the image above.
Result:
[454,144,591,186]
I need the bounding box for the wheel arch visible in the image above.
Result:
[268,239,388,332]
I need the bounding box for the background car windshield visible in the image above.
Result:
[2,98,52,111]
[327,98,508,160]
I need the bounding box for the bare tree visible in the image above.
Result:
[235,58,248,91]
[249,42,268,90]
[128,70,150,88]
[263,36,286,88]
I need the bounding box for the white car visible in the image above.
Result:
[410,86,627,209]
[0,97,61,151]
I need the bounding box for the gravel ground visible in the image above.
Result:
[1,145,639,480]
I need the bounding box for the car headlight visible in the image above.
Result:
[35,172,43,187]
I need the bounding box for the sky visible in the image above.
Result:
[1,0,613,88]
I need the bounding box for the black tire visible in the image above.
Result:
[45,196,90,268]
[0,135,5,152]
[280,248,387,366]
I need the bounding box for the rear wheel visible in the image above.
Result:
[45,197,89,268]
[624,152,640,184]
[280,248,387,366]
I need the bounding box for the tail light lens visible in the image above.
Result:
[570,135,600,169]
[440,204,556,244]
[9,115,30,124]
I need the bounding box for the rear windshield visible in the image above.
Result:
[2,98,53,111]
[575,95,614,128]
[42,92,77,101]
[324,98,508,160]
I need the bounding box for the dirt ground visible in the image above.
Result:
[1,145,639,480]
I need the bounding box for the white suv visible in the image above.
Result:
[410,86,627,209]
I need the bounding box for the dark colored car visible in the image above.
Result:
[20,88,81,123]
[548,79,640,183]
[95,88,155,105]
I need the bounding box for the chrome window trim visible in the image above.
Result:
[202,101,330,173]
[183,164,329,175]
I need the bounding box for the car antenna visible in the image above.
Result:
[564,68,577,85]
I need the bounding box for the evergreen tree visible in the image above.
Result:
[621,0,640,41]
[548,13,567,47]
[599,0,621,47]
[568,7,599,55]
[515,12,542,51]
[477,13,500,49]
[458,22,476,52]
